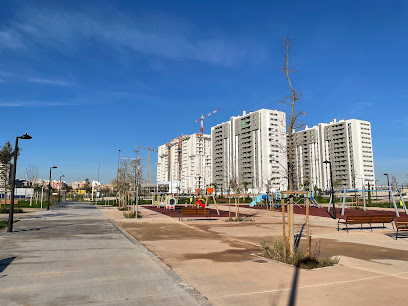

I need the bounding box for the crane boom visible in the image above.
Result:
[195,108,220,135]
[135,146,158,187]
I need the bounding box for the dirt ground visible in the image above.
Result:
[100,205,408,306]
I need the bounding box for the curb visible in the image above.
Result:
[108,218,212,306]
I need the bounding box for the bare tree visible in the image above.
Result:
[24,165,39,207]
[279,37,305,257]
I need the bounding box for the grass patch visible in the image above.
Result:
[0,219,19,230]
[123,211,142,218]
[260,238,339,269]
[0,207,24,214]
[225,216,254,222]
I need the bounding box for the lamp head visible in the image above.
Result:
[52,166,57,169]
[323,160,330,164]
[19,133,32,140]
[383,173,388,176]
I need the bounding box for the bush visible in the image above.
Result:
[225,216,254,222]
[0,207,24,214]
[261,238,339,269]
[123,211,142,218]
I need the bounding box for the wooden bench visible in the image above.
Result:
[338,215,394,232]
[179,208,211,222]
[395,221,408,240]
[370,215,395,230]
[216,198,228,203]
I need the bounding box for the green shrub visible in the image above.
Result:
[123,211,142,218]
[0,207,24,214]
[261,238,339,269]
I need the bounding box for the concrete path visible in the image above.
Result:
[0,202,208,305]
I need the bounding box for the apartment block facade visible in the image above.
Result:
[292,119,375,190]
[211,109,288,193]
[157,134,211,193]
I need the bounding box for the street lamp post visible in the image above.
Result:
[323,160,336,219]
[58,175,65,203]
[384,173,391,208]
[47,166,57,210]
[117,150,121,205]
[376,179,379,200]
[7,133,32,232]
[96,162,101,206]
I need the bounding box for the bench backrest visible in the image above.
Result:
[182,208,211,215]
[346,216,371,222]
[370,215,394,222]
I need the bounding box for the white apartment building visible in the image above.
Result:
[211,109,288,193]
[157,134,211,193]
[292,119,375,190]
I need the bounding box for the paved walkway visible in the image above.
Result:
[0,202,208,305]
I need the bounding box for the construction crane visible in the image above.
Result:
[195,108,220,135]
[135,146,158,188]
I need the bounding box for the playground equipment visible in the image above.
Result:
[195,187,220,215]
[336,186,408,217]
[294,191,322,208]
[152,193,178,209]
[165,195,177,210]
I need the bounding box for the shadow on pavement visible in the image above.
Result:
[0,256,16,273]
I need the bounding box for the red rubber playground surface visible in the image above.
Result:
[144,205,252,219]
[241,204,408,221]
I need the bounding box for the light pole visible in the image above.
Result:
[177,147,181,198]
[96,162,101,205]
[58,175,65,203]
[376,179,379,200]
[323,160,336,219]
[117,150,121,204]
[384,173,391,208]
[47,166,57,210]
[7,133,32,232]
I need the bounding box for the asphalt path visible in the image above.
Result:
[0,202,208,305]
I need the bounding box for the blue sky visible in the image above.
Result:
[0,0,407,185]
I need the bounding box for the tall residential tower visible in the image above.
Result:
[157,134,211,193]
[292,119,375,190]
[211,109,288,193]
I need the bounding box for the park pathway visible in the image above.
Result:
[0,202,208,305]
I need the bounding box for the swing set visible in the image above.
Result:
[327,186,408,217]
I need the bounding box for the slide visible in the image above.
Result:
[250,200,256,207]
[197,199,206,208]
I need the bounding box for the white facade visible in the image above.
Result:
[292,119,375,190]
[211,109,288,193]
[157,134,211,193]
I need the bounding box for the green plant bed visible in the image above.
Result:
[261,238,339,269]
[123,211,142,218]
[224,216,254,222]
[14,201,45,208]
[0,207,24,214]
[0,220,19,230]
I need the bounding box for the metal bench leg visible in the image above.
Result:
[337,220,340,231]
[370,223,372,232]
[346,223,349,232]
[392,222,395,231]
